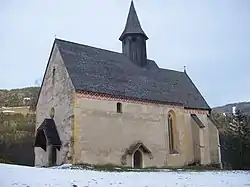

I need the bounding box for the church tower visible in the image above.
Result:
[119,1,148,67]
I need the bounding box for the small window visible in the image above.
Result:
[50,107,55,119]
[117,102,122,113]
[52,67,56,85]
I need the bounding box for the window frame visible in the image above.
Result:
[168,111,178,154]
[117,102,122,113]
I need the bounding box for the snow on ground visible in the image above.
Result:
[0,164,250,187]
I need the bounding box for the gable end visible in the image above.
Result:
[35,40,75,109]
[35,41,56,109]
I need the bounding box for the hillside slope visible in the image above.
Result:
[213,102,250,116]
[0,87,39,108]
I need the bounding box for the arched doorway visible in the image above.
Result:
[133,150,142,168]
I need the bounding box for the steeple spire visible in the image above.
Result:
[119,1,149,67]
[119,1,148,41]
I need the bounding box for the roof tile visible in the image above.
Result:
[55,38,210,110]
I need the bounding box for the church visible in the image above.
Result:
[34,1,221,168]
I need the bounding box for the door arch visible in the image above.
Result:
[133,150,143,168]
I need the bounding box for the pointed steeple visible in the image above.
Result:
[119,1,148,41]
[119,1,149,67]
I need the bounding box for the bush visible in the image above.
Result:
[0,113,35,166]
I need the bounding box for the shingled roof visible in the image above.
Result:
[37,2,210,110]
[55,38,210,110]
[34,118,61,151]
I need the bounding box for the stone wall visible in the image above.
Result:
[73,93,220,168]
[208,118,221,165]
[35,44,75,167]
[191,117,200,164]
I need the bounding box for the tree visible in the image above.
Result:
[233,109,250,169]
[0,113,36,166]
[29,91,39,111]
[212,110,250,169]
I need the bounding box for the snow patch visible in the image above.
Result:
[51,163,72,169]
[0,163,250,187]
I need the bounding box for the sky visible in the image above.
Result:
[0,0,249,107]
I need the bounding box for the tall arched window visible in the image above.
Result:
[168,111,178,154]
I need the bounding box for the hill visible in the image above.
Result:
[0,87,39,111]
[0,87,38,166]
[213,102,250,116]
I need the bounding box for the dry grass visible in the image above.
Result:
[0,106,34,115]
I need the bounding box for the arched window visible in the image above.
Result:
[168,111,178,154]
[117,102,122,113]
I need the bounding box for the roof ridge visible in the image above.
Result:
[158,67,184,74]
[55,38,124,56]
[39,37,211,110]
[55,38,156,63]
[55,38,194,75]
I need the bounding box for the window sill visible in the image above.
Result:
[169,150,179,155]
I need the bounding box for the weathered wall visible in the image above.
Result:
[191,118,200,164]
[35,44,75,167]
[208,119,221,164]
[73,94,217,168]
[122,35,147,67]
[197,114,211,165]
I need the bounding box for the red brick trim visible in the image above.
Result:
[75,91,209,114]
[75,90,183,108]
[184,109,208,115]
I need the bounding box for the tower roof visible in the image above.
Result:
[119,1,148,41]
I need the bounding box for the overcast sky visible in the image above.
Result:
[1,0,249,107]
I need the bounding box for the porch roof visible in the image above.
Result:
[34,118,61,151]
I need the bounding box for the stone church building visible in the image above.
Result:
[34,1,221,168]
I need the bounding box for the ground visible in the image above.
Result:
[0,164,250,187]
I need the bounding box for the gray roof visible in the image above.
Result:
[119,1,148,41]
[55,38,210,110]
